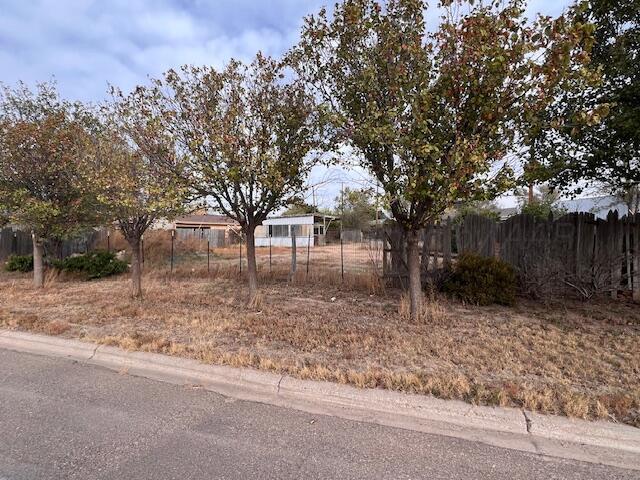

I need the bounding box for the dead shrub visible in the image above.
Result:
[248,291,264,310]
[45,320,70,335]
[13,313,40,330]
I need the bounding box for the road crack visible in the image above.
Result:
[522,409,533,433]
[88,344,100,360]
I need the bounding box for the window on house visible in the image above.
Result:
[313,226,324,235]
[269,225,289,237]
[291,224,303,237]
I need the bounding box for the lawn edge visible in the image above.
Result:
[1,329,638,471]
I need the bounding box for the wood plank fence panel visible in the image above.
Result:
[384,211,638,301]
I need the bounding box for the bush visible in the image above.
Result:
[53,250,128,279]
[5,254,34,273]
[443,253,516,306]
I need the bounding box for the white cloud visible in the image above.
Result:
[0,0,573,103]
[0,0,324,101]
[0,0,574,208]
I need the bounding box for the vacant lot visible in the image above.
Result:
[1,268,638,427]
[97,228,384,274]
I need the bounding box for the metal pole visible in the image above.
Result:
[340,183,345,281]
[239,234,242,274]
[306,232,311,277]
[269,234,272,273]
[312,186,316,214]
[107,230,111,252]
[289,229,297,281]
[170,230,174,273]
[207,238,210,273]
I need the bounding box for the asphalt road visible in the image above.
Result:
[0,349,637,480]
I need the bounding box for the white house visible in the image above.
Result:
[254,214,336,247]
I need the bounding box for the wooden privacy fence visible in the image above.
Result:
[0,228,32,259]
[382,218,453,282]
[383,211,640,300]
[0,227,102,262]
[175,227,229,247]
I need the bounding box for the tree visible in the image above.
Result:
[526,0,638,199]
[515,184,566,220]
[93,112,187,298]
[293,0,595,317]
[335,187,376,230]
[454,200,501,223]
[0,82,100,287]
[283,197,315,216]
[612,185,640,215]
[117,54,321,302]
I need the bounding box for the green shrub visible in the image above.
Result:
[443,253,516,306]
[5,254,34,273]
[53,250,127,279]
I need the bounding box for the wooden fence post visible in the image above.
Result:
[608,210,622,299]
[443,217,452,269]
[421,225,432,272]
[633,214,640,302]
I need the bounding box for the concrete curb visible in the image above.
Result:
[1,329,638,471]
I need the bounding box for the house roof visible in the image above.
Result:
[266,213,338,221]
[174,214,238,227]
[495,195,628,220]
[555,196,628,219]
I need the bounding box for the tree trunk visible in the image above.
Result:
[406,229,422,319]
[33,236,44,288]
[245,225,259,302]
[129,238,143,298]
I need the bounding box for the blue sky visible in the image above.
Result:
[0,0,573,209]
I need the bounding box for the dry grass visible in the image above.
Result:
[1,267,639,427]
[96,229,383,276]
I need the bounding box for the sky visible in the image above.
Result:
[0,0,574,210]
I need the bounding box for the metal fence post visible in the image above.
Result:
[239,234,242,275]
[107,230,111,253]
[340,183,345,281]
[289,229,297,281]
[207,237,210,273]
[306,232,311,277]
[269,234,272,273]
[170,230,174,273]
[340,230,344,282]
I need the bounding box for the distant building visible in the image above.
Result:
[498,207,519,220]
[555,196,628,219]
[171,214,238,231]
[495,195,628,220]
[154,214,239,246]
[255,214,337,247]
